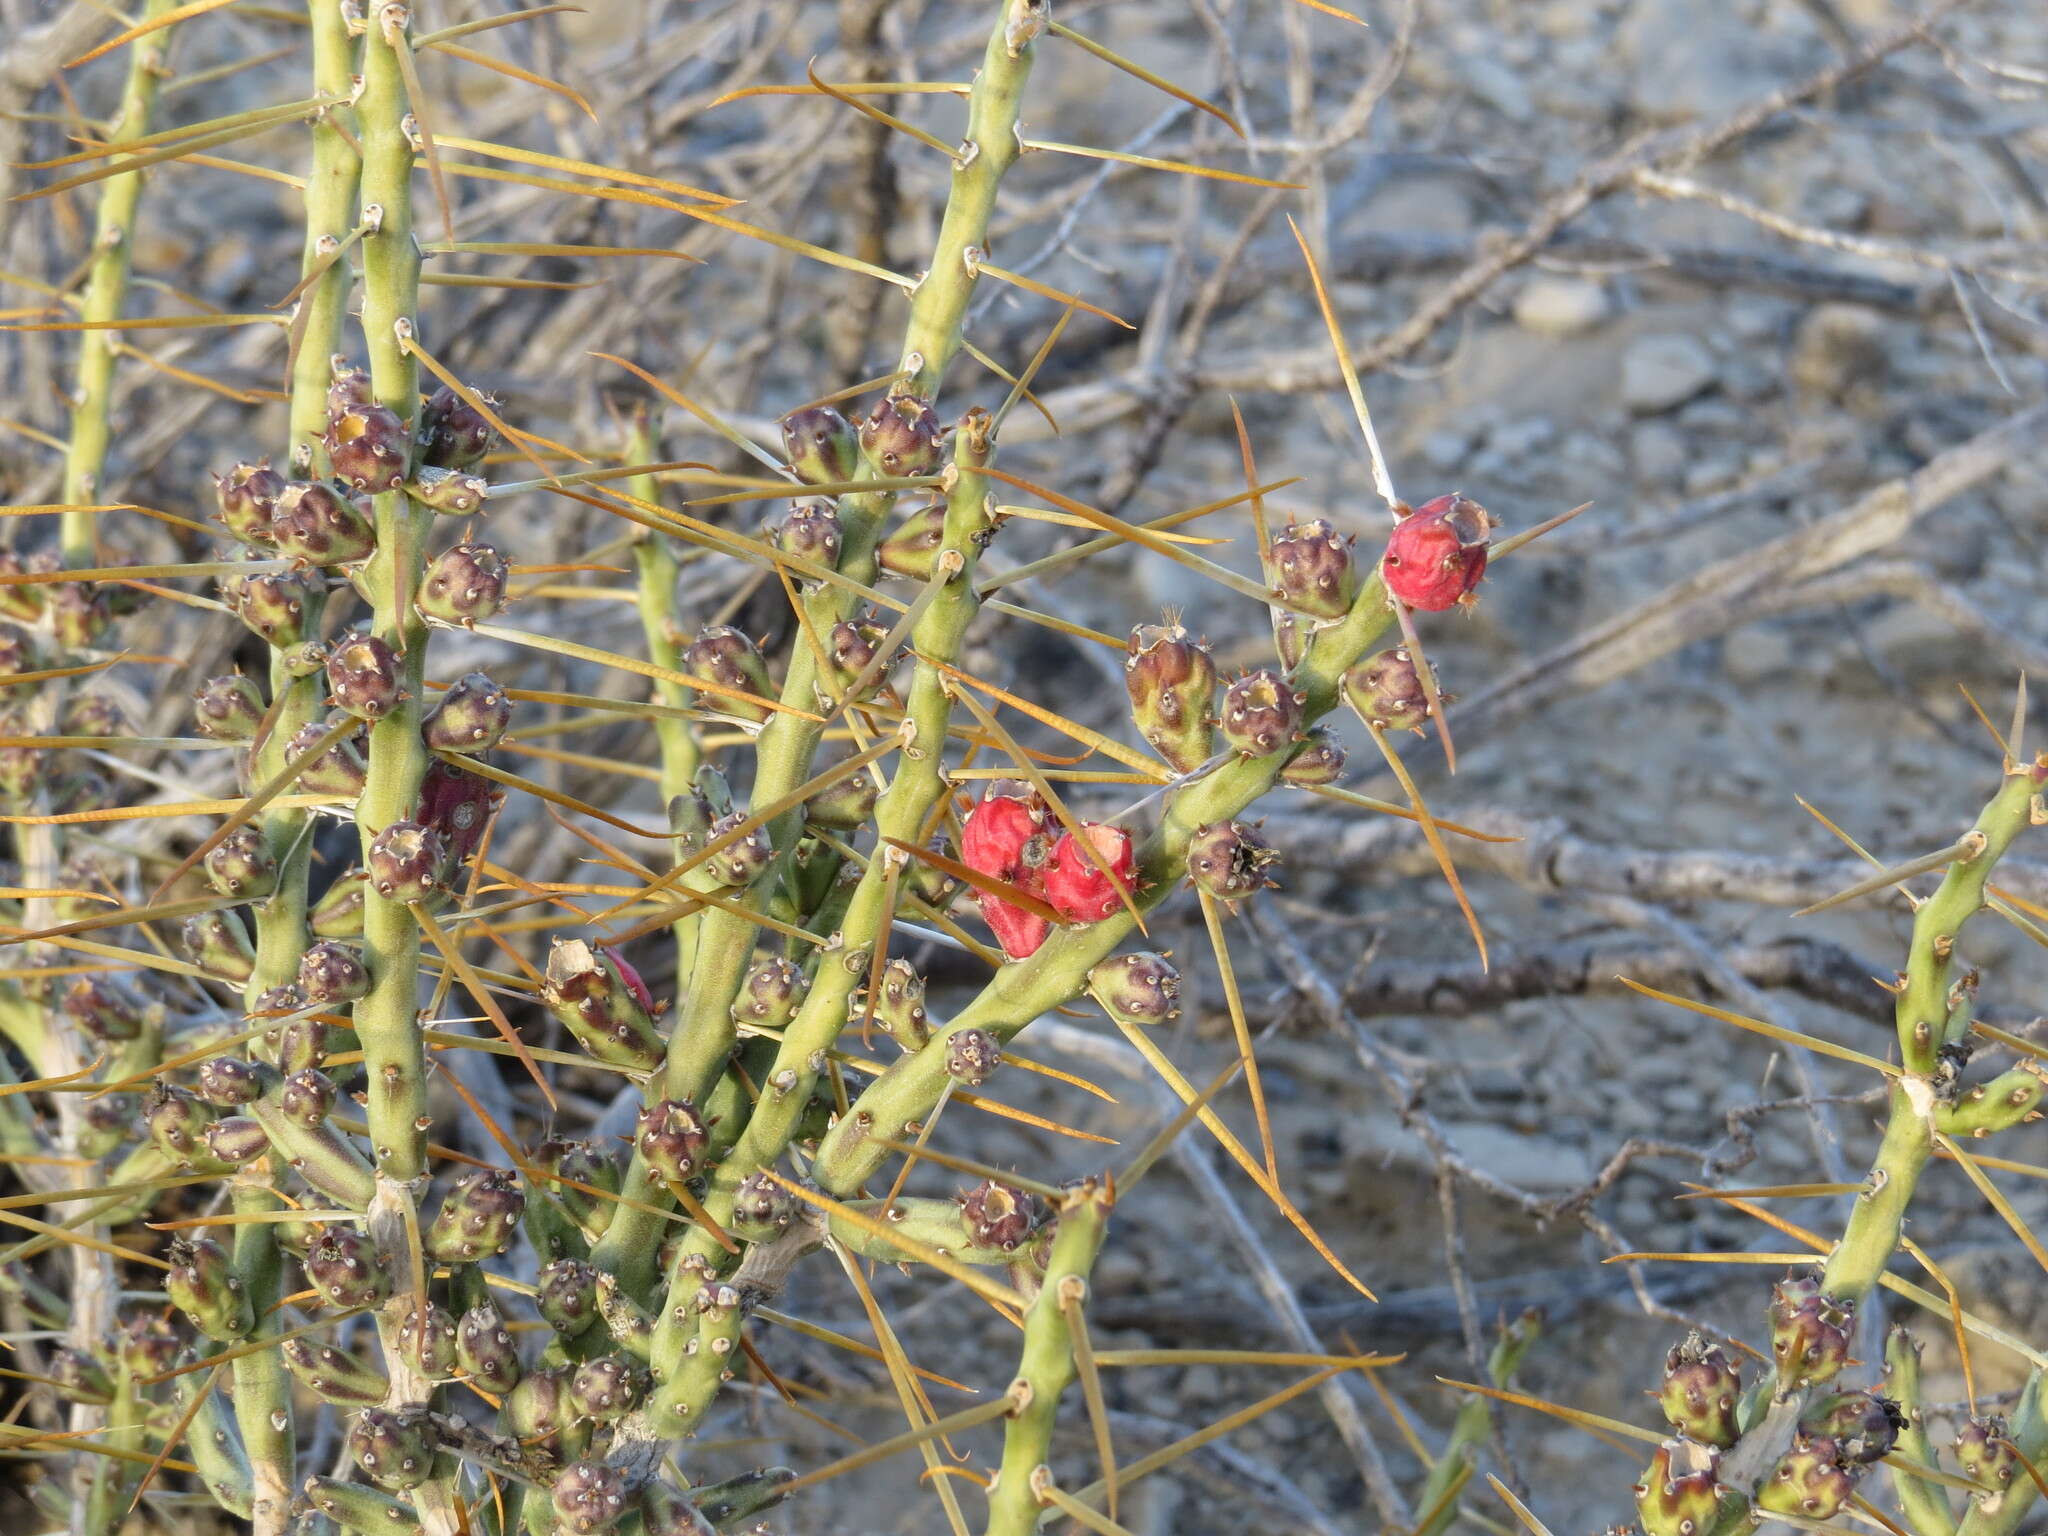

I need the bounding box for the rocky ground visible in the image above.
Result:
[3,0,2047,1531]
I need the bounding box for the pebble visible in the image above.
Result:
[1788,304,1890,403]
[1513,275,1611,338]
[1622,333,1719,415]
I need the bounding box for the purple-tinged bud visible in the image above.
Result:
[252,983,305,1021]
[192,675,266,741]
[705,812,772,889]
[553,1460,631,1536]
[167,1236,252,1341]
[1185,820,1277,901]
[1658,1333,1740,1448]
[306,1227,392,1309]
[1087,952,1182,1028]
[1281,724,1347,786]
[775,499,842,568]
[274,1015,331,1075]
[456,1301,522,1391]
[396,1300,457,1379]
[542,940,666,1070]
[423,672,511,753]
[878,502,946,580]
[732,957,807,1032]
[327,359,373,417]
[858,392,943,478]
[0,744,40,803]
[1219,669,1303,758]
[731,1172,800,1242]
[530,1136,620,1244]
[1125,623,1217,774]
[0,551,50,622]
[803,765,880,829]
[959,1180,1039,1252]
[114,1312,180,1379]
[419,384,495,470]
[61,975,146,1043]
[504,1366,573,1443]
[49,582,108,650]
[235,568,325,646]
[62,692,125,738]
[297,941,369,1006]
[824,618,892,700]
[780,406,859,486]
[1343,646,1434,734]
[325,633,404,720]
[214,462,287,546]
[417,542,508,627]
[1265,518,1356,618]
[569,1355,647,1423]
[422,1168,525,1264]
[203,825,279,900]
[197,1055,269,1107]
[368,821,446,904]
[203,1115,272,1166]
[861,958,927,1049]
[945,1027,1002,1087]
[636,1099,710,1184]
[538,1258,601,1338]
[270,481,377,566]
[1757,1434,1857,1521]
[1632,1441,1722,1536]
[682,626,772,721]
[310,869,367,937]
[48,1347,113,1406]
[1955,1416,2018,1492]
[279,1069,337,1128]
[405,464,488,514]
[1802,1392,1902,1465]
[144,1083,217,1167]
[283,720,368,797]
[348,1408,436,1491]
[0,628,36,677]
[1769,1272,1854,1389]
[77,1093,132,1159]
[325,400,409,491]
[639,1479,717,1536]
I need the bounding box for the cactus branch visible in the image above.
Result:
[984,1178,1112,1536]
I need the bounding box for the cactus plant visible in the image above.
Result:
[6,6,2045,1536]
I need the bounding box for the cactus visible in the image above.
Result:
[9,6,2044,1536]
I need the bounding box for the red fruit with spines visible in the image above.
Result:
[418,383,496,469]
[1381,493,1493,611]
[269,481,377,566]
[780,405,859,486]
[961,781,1054,959]
[1044,823,1136,923]
[325,632,404,720]
[192,674,266,741]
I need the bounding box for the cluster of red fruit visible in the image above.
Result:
[960,782,1136,960]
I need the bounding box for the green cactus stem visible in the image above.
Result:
[983,1179,1111,1536]
[593,0,1043,1306]
[811,564,1401,1199]
[1883,1325,1956,1536]
[639,412,998,1425]
[351,1,432,1187]
[1823,762,2042,1305]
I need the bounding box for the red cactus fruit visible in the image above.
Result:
[961,782,1054,959]
[1381,493,1492,611]
[1044,824,1136,924]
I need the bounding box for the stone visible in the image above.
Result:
[1513,276,1610,338]
[1622,333,1719,415]
[1788,304,1890,403]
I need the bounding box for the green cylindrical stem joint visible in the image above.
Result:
[1884,1324,1956,1536]
[352,2,431,1184]
[984,1180,1111,1536]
